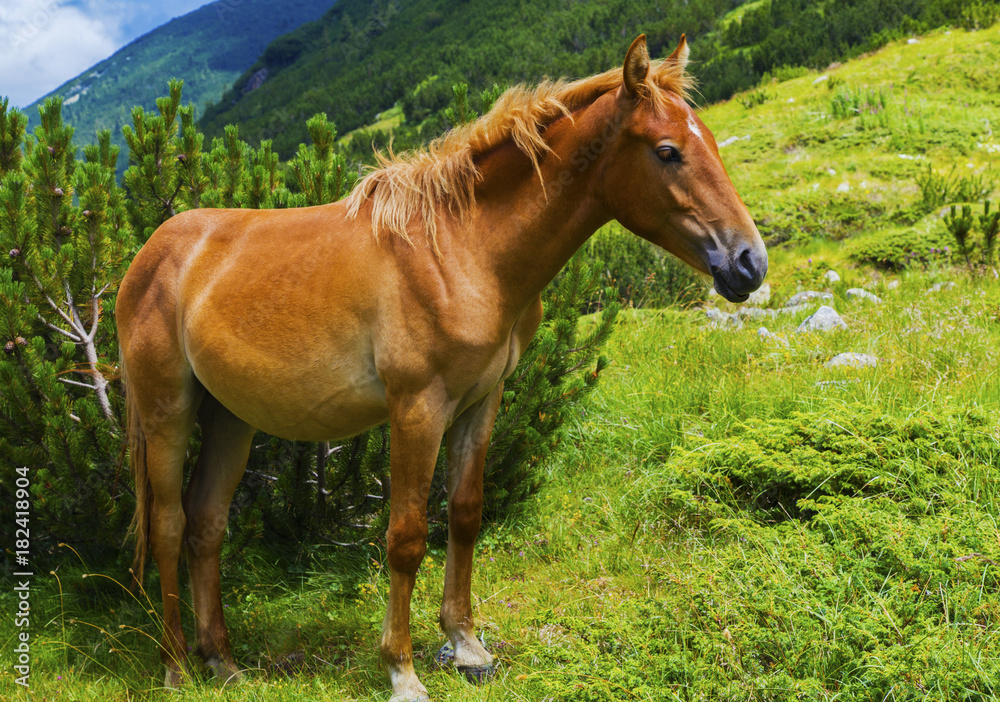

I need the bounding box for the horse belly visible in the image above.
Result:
[186,328,389,442]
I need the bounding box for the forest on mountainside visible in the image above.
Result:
[200,0,981,158]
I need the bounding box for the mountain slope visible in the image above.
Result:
[22,0,335,160]
[199,0,980,159]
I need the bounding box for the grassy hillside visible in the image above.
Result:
[20,0,334,168]
[3,23,1000,702]
[198,0,983,159]
[707,26,997,253]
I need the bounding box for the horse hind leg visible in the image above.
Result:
[131,378,203,688]
[183,395,255,684]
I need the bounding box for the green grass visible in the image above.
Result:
[338,105,406,147]
[6,28,1000,702]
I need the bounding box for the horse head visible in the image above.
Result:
[600,35,767,302]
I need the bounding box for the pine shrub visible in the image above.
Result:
[0,98,133,559]
[584,223,706,310]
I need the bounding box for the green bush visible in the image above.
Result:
[848,224,953,270]
[830,85,894,129]
[674,406,995,521]
[1,98,132,560]
[737,87,772,109]
[756,189,888,245]
[529,408,1000,702]
[961,1,1000,30]
[944,200,1000,271]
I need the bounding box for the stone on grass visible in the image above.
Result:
[747,282,771,306]
[780,303,811,316]
[705,308,739,327]
[825,352,878,369]
[886,280,900,290]
[846,288,882,303]
[738,306,776,320]
[824,270,841,283]
[798,305,846,332]
[786,290,834,307]
[927,281,956,293]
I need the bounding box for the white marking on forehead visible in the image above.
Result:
[687,116,703,140]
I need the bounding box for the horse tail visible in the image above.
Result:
[123,354,151,587]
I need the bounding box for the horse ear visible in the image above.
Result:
[623,34,650,98]
[667,34,690,71]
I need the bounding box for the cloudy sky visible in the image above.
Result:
[1,0,209,108]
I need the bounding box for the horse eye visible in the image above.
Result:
[656,146,680,163]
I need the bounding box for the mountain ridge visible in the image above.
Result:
[20,0,336,167]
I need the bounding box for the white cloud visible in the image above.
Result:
[1,1,117,107]
[0,1,209,108]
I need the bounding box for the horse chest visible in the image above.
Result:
[442,297,543,415]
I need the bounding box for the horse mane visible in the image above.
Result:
[344,59,693,255]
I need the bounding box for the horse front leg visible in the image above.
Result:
[382,394,445,702]
[438,385,502,682]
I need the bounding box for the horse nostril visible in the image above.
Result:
[737,246,756,279]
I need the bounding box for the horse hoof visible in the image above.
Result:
[435,642,495,684]
[458,664,495,685]
[388,694,430,702]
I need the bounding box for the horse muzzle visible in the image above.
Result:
[710,241,768,303]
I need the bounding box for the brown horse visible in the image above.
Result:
[117,35,765,701]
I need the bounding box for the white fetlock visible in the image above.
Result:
[205,655,243,685]
[388,661,430,702]
[163,665,185,690]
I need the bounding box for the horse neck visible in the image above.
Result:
[467,94,618,308]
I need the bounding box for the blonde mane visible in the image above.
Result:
[344,59,692,255]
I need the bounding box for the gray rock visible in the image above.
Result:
[846,288,882,303]
[737,306,777,319]
[780,303,812,315]
[825,352,878,369]
[886,280,900,290]
[705,308,739,327]
[786,290,834,307]
[823,270,841,284]
[927,281,956,293]
[798,305,847,332]
[747,282,771,306]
